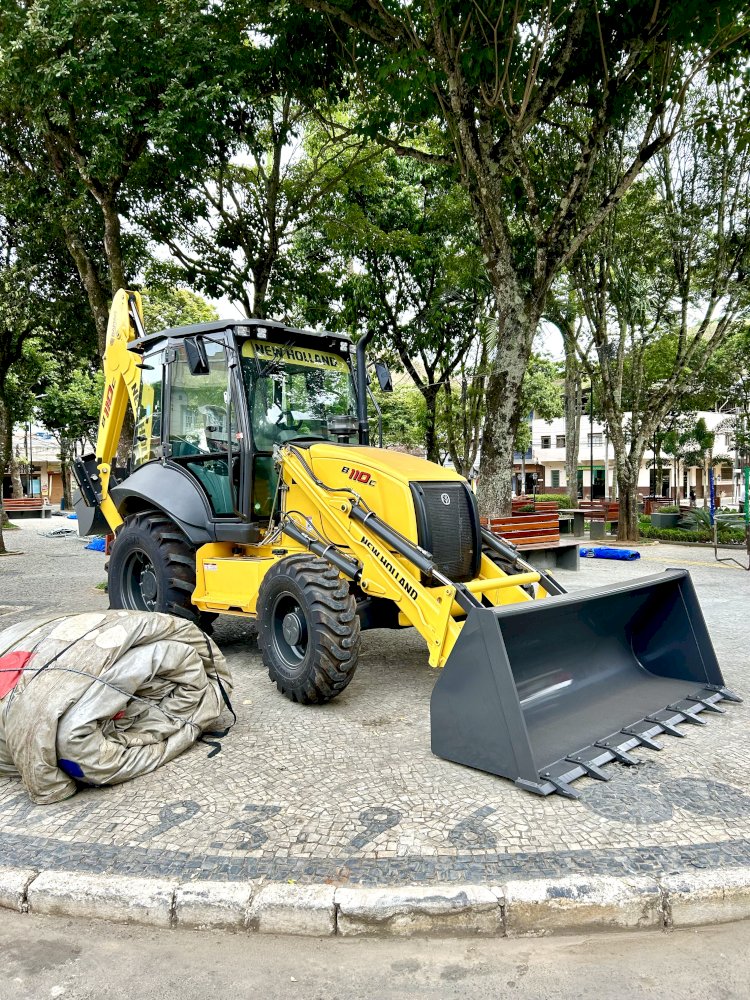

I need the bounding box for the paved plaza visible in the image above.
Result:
[0,519,749,888]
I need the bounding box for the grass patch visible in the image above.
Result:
[95,581,108,592]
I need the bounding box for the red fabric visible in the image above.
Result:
[0,651,33,699]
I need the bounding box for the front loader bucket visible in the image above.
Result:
[431,569,741,798]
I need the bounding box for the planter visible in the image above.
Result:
[650,512,680,529]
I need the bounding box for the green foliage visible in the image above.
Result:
[533,494,575,507]
[35,363,102,446]
[515,355,563,452]
[140,286,218,335]
[369,387,426,452]
[639,522,746,544]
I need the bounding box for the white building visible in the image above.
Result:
[515,411,740,503]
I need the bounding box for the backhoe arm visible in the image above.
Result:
[76,289,144,532]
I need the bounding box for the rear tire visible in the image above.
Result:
[108,510,217,630]
[256,554,360,704]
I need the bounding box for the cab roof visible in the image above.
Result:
[131,317,354,352]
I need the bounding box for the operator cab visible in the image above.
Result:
[129,319,363,530]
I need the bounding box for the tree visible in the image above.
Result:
[0,1,250,353]
[516,356,564,455]
[35,361,102,508]
[545,284,590,507]
[438,334,490,477]
[299,151,491,462]
[571,83,750,539]
[0,244,57,553]
[370,385,427,452]
[146,101,380,319]
[140,285,218,335]
[268,0,750,515]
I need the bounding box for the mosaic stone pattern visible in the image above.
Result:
[1,521,748,885]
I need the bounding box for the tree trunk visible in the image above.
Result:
[477,304,538,518]
[10,449,24,499]
[615,453,642,542]
[563,339,581,507]
[62,225,111,357]
[60,440,75,508]
[420,383,442,465]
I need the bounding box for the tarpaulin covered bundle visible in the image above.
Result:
[0,611,233,804]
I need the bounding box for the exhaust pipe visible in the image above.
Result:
[355,328,376,446]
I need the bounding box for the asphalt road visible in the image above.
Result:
[2,909,749,1000]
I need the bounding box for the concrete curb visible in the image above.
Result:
[1,866,749,937]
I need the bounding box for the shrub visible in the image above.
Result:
[638,523,746,544]
[532,494,574,507]
[656,505,680,513]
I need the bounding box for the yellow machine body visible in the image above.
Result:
[190,442,544,668]
[75,290,738,800]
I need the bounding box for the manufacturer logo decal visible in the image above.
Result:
[360,535,418,600]
[341,466,376,486]
[440,493,451,506]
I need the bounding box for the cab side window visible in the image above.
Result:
[133,350,164,467]
[168,340,237,517]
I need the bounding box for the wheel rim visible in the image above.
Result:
[121,549,159,612]
[270,593,309,671]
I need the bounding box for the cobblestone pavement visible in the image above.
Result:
[1,519,748,887]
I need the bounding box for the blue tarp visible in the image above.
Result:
[580,546,640,561]
[84,537,106,552]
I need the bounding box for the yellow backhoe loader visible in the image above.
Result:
[73,290,740,798]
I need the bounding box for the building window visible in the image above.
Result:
[551,470,561,488]
[556,435,565,448]
[541,436,551,448]
[587,433,603,447]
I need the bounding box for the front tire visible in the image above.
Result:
[256,554,360,704]
[108,510,217,629]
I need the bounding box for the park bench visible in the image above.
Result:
[578,501,619,537]
[3,497,51,519]
[483,512,579,571]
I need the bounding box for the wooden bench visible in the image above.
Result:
[483,513,579,571]
[578,501,619,537]
[3,497,52,519]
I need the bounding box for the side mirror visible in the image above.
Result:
[185,336,210,376]
[373,360,393,392]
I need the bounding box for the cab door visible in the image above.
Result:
[166,338,240,517]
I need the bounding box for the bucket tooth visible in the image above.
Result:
[645,715,685,738]
[516,777,556,797]
[666,704,707,725]
[565,756,610,781]
[683,696,725,714]
[622,727,664,751]
[541,773,580,799]
[595,740,640,766]
[705,684,743,704]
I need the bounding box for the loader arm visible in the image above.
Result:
[82,289,144,532]
[277,444,544,668]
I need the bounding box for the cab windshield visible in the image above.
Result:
[241,338,357,450]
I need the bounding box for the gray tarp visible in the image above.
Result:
[0,611,233,804]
